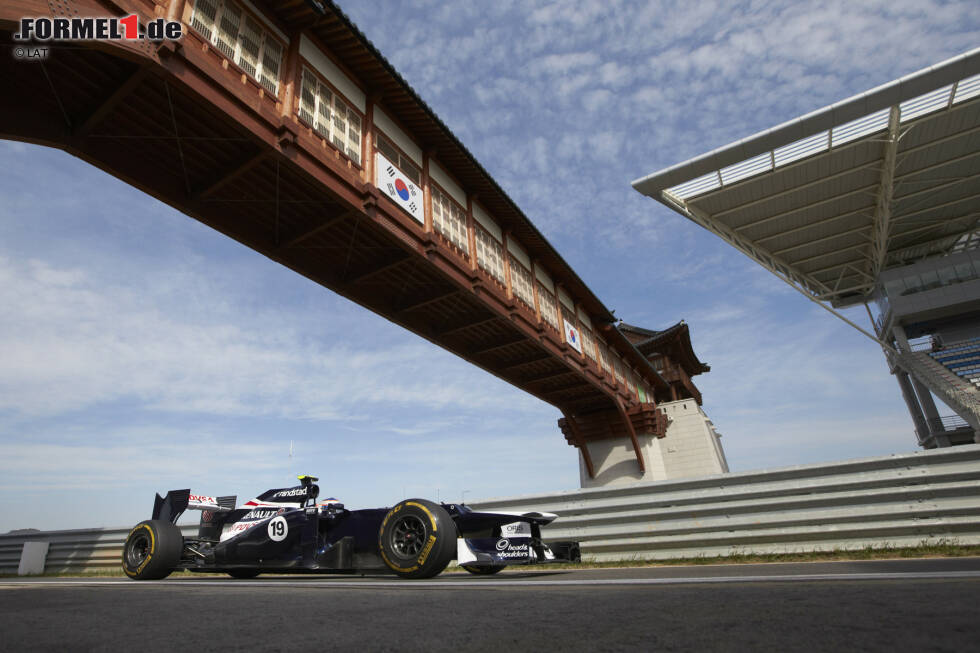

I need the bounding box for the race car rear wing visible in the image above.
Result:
[152,489,236,524]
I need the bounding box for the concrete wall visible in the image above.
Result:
[579,399,729,487]
[658,399,729,478]
[579,433,667,488]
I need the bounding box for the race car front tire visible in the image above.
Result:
[122,519,183,580]
[461,564,506,575]
[379,499,456,579]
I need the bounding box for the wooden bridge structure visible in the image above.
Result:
[1,0,681,477]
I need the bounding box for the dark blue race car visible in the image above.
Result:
[122,475,580,580]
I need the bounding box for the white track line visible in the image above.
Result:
[3,571,980,589]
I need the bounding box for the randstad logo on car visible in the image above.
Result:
[13,15,183,42]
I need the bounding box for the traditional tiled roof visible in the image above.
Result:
[619,321,710,376]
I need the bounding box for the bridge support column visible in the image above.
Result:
[576,432,668,488]
[562,399,728,487]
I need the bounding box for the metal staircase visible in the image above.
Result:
[894,349,980,433]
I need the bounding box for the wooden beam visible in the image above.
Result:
[396,289,460,313]
[75,67,150,137]
[470,336,526,356]
[437,315,501,337]
[347,256,413,284]
[274,211,355,253]
[562,412,595,479]
[615,396,646,473]
[498,355,552,373]
[524,368,574,384]
[539,379,589,397]
[195,151,270,199]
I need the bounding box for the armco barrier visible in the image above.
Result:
[2,445,980,573]
[0,525,197,575]
[469,444,980,561]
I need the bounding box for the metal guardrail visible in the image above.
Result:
[3,445,980,573]
[0,525,197,576]
[471,444,980,561]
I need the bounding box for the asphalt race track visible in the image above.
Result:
[2,558,978,651]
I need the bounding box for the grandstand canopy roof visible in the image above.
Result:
[633,48,980,309]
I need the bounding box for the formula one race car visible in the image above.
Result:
[122,475,580,580]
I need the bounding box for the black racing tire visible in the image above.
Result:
[461,564,506,576]
[122,519,183,580]
[226,569,261,579]
[379,499,456,579]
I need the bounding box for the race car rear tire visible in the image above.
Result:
[122,520,182,580]
[461,564,506,575]
[227,569,261,579]
[379,499,456,579]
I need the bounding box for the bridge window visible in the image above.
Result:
[299,68,362,165]
[190,0,283,95]
[538,286,559,330]
[431,186,469,253]
[509,257,535,309]
[376,134,420,185]
[580,325,596,361]
[597,340,611,375]
[613,356,625,385]
[475,225,505,284]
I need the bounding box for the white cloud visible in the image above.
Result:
[0,249,542,422]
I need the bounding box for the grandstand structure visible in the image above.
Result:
[634,48,980,449]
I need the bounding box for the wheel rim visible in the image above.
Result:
[126,533,150,568]
[390,514,427,558]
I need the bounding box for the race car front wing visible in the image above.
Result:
[456,537,580,566]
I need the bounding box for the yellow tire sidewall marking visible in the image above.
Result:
[380,501,439,573]
[404,502,437,532]
[124,523,156,577]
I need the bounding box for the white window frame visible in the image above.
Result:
[580,324,597,361]
[475,225,505,284]
[190,0,284,96]
[509,256,535,309]
[298,67,363,165]
[432,185,469,254]
[598,341,612,375]
[538,285,559,330]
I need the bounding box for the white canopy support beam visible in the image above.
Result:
[869,106,901,282]
[662,191,890,348]
[662,191,835,299]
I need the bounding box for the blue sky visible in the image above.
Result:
[1,0,977,532]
